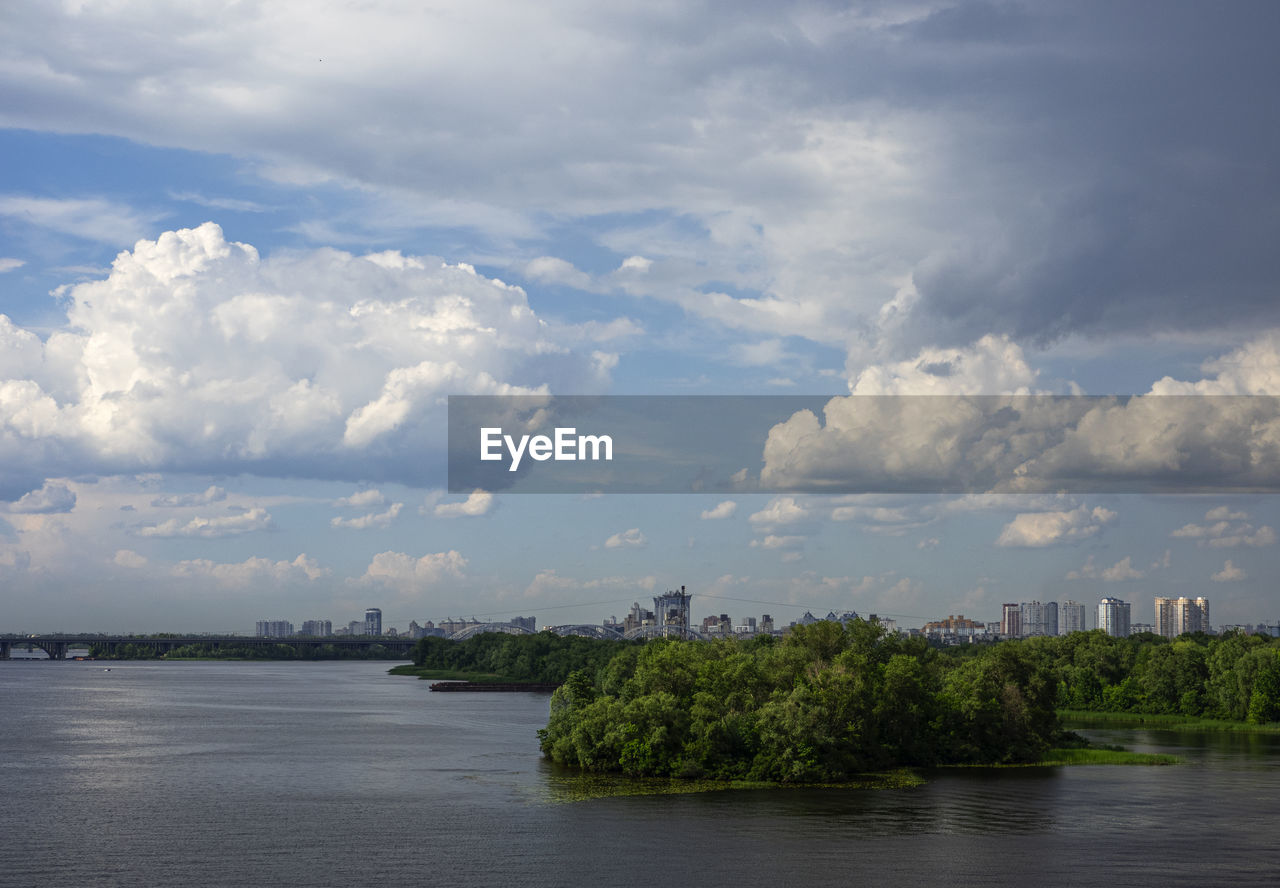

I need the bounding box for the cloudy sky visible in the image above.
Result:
[2,0,1279,633]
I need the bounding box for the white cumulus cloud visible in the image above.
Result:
[173,553,329,586]
[604,528,646,549]
[700,500,737,520]
[1171,508,1276,548]
[1068,555,1144,582]
[330,502,403,530]
[6,480,76,514]
[434,490,494,518]
[112,549,147,568]
[748,496,811,528]
[997,505,1115,548]
[0,223,612,490]
[355,550,467,596]
[1212,560,1247,582]
[850,335,1042,396]
[135,507,273,538]
[334,489,386,508]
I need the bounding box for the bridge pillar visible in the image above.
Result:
[0,640,9,659]
[40,642,67,660]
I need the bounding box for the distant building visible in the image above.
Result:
[299,619,332,637]
[410,620,445,639]
[1154,597,1210,639]
[364,608,382,637]
[1001,603,1022,638]
[1020,601,1056,637]
[760,614,774,634]
[624,602,655,634]
[1131,623,1155,635]
[1098,597,1131,638]
[437,617,481,636]
[653,586,692,636]
[922,614,985,638]
[510,615,536,632]
[869,614,899,635]
[1060,600,1087,635]
[255,620,294,638]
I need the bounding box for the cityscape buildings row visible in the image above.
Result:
[255,608,382,639]
[252,609,539,640]
[254,592,1273,645]
[930,596,1220,643]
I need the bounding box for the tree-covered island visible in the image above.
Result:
[537,620,1082,781]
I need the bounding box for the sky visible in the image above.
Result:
[2,0,1280,634]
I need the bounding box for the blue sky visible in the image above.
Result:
[2,0,1279,633]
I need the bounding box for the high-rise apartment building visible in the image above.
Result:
[1020,601,1043,636]
[1001,603,1022,637]
[255,620,294,638]
[364,607,382,637]
[1098,597,1131,638]
[1019,601,1058,637]
[1154,597,1210,639]
[1060,600,1087,635]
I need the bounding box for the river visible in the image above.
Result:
[2,660,1278,887]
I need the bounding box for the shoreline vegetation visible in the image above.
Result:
[394,623,1280,784]
[1059,709,1280,734]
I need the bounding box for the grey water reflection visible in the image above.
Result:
[3,660,1280,888]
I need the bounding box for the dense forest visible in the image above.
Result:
[410,631,639,683]
[536,624,1280,782]
[538,621,1062,781]
[1038,630,1280,723]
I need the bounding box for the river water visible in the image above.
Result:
[2,660,1278,887]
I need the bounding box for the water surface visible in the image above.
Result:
[3,660,1277,887]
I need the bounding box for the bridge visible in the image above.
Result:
[0,634,416,660]
[621,625,707,641]
[545,624,625,640]
[447,623,536,641]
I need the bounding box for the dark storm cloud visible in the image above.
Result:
[888,1,1280,345]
